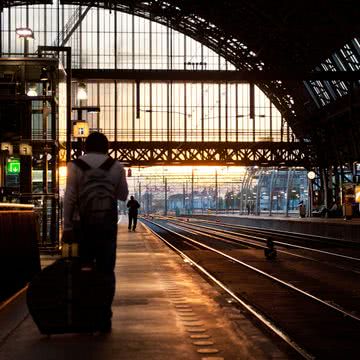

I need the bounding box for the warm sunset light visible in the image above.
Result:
[59,166,67,178]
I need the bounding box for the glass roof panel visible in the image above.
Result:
[306,37,360,108]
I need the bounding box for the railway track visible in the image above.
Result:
[180,216,360,251]
[141,217,360,359]
[165,217,360,273]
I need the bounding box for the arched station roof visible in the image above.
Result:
[2,1,360,165]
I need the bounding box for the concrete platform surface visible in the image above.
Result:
[0,216,288,360]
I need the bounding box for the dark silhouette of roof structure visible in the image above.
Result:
[2,0,360,165]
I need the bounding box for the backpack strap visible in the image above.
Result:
[73,159,91,171]
[99,157,115,171]
[73,157,115,172]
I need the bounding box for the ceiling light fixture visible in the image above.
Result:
[27,84,37,97]
[77,82,88,100]
[16,27,34,39]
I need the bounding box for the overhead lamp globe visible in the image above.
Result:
[77,82,88,100]
[27,84,37,97]
[16,27,34,39]
[307,171,316,180]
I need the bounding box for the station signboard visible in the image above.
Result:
[1,142,13,155]
[73,121,89,138]
[19,143,32,156]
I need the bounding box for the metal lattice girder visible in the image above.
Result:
[72,69,360,82]
[0,1,52,10]
[55,5,92,47]
[60,0,360,137]
[73,141,314,167]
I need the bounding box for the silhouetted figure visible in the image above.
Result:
[127,196,140,231]
[63,132,128,332]
[325,201,342,218]
[264,238,277,260]
[250,203,255,214]
[298,200,306,218]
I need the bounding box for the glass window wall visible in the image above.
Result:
[75,81,294,143]
[0,2,236,70]
[1,1,296,144]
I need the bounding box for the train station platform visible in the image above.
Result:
[0,216,288,360]
[184,214,360,242]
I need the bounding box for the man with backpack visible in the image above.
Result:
[127,195,140,231]
[62,132,128,332]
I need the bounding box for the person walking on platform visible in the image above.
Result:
[127,196,140,231]
[63,131,128,332]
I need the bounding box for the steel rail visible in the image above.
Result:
[188,217,360,247]
[168,221,331,264]
[167,221,360,277]
[145,219,360,322]
[142,221,315,360]
[169,218,360,263]
[169,222,261,249]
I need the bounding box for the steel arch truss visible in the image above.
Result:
[72,141,314,167]
[0,1,51,10]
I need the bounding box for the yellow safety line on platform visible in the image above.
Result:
[0,285,28,312]
[0,203,34,209]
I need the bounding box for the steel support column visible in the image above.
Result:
[308,178,314,217]
[215,169,218,214]
[183,183,185,210]
[285,169,293,217]
[191,168,194,214]
[269,169,276,216]
[255,170,263,215]
[0,9,2,56]
[250,82,255,142]
[164,177,167,216]
[136,80,140,119]
[38,46,72,163]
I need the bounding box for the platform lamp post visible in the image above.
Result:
[16,27,34,56]
[138,181,142,213]
[38,46,72,162]
[215,169,218,214]
[183,183,186,213]
[164,177,168,216]
[307,171,316,217]
[16,2,33,57]
[191,168,195,214]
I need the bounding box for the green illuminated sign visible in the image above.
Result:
[7,159,20,175]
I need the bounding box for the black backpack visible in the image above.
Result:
[73,157,116,226]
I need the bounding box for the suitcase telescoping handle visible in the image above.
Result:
[61,242,79,258]
[61,229,79,258]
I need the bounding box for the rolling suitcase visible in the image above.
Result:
[27,244,114,335]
